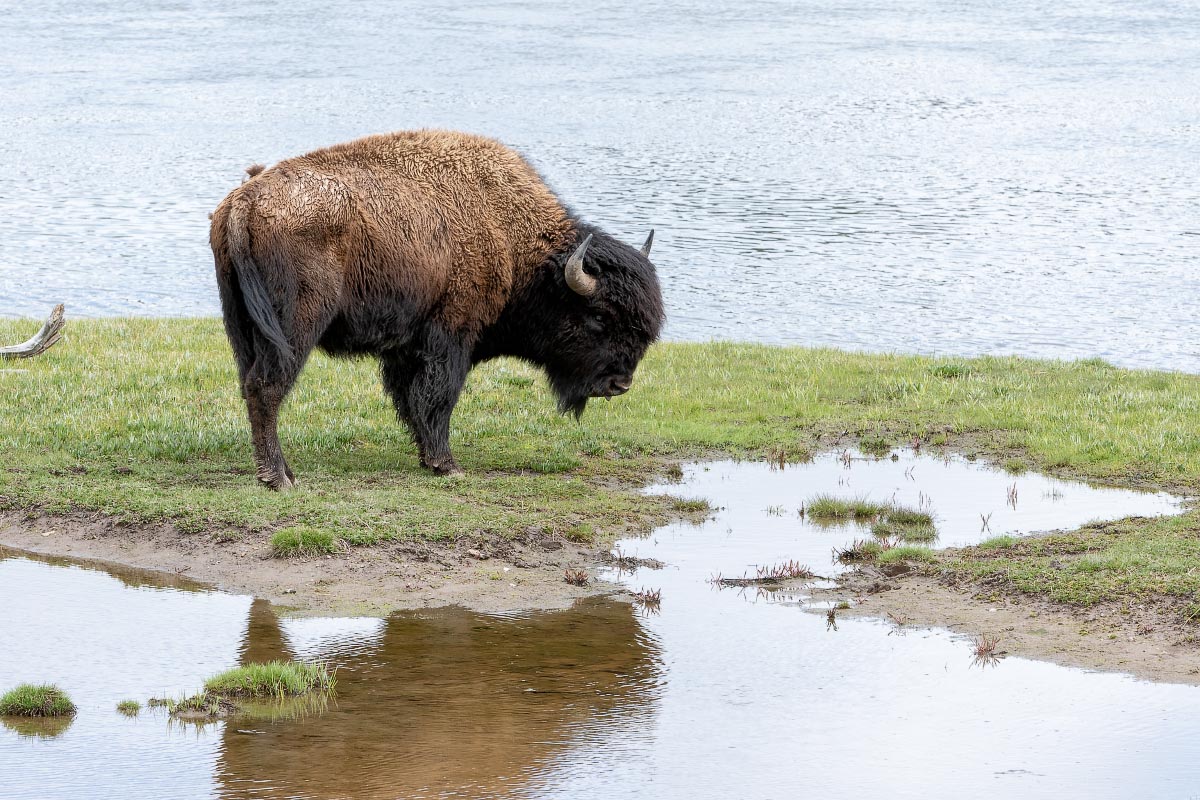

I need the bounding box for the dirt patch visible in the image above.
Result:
[811,568,1200,685]
[0,510,616,616]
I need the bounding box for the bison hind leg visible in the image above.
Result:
[244,360,303,491]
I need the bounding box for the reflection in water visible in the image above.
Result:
[1,716,74,741]
[215,599,661,799]
[3,452,1200,799]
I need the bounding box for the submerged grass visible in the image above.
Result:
[169,660,336,719]
[871,520,938,543]
[806,495,891,521]
[0,684,76,717]
[2,318,1200,611]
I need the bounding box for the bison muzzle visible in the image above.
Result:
[210,130,664,489]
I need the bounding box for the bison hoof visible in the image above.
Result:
[429,462,464,477]
[257,470,296,491]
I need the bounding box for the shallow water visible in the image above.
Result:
[2,1,1199,371]
[3,452,1196,798]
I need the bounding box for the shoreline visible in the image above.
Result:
[0,511,620,616]
[811,570,1200,686]
[8,507,1200,686]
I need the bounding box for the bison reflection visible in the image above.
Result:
[215,598,661,799]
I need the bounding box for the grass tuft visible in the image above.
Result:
[885,507,934,526]
[0,684,76,717]
[116,700,141,716]
[929,363,972,379]
[807,495,891,521]
[631,587,662,614]
[203,661,336,698]
[877,545,938,565]
[168,660,336,719]
[563,567,589,586]
[565,524,596,544]
[978,535,1020,550]
[271,525,338,557]
[858,435,893,457]
[169,693,240,718]
[834,538,886,563]
[711,560,816,586]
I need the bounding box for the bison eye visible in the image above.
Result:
[584,312,605,332]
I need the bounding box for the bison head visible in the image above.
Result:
[488,224,664,419]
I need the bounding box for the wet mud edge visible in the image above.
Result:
[0,510,622,616]
[812,567,1200,686]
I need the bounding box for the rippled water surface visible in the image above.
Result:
[2,1,1198,370]
[3,453,1195,799]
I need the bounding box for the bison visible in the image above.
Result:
[210,130,664,489]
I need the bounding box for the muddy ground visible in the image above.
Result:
[0,511,622,616]
[811,567,1200,686]
[5,509,1199,685]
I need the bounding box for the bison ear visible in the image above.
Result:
[564,234,598,297]
[640,229,654,258]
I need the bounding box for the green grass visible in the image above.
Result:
[806,495,891,521]
[116,700,140,716]
[858,435,893,457]
[939,515,1200,613]
[812,498,938,543]
[878,545,937,565]
[3,317,1200,614]
[0,684,76,717]
[885,508,935,527]
[168,660,336,719]
[203,660,335,698]
[834,539,885,562]
[978,535,1021,550]
[168,693,238,718]
[271,525,338,556]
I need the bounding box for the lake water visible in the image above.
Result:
[2,1,1198,371]
[3,452,1193,799]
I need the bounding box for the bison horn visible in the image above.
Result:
[640,229,654,257]
[564,233,597,296]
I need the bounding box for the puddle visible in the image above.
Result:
[3,453,1198,799]
[634,450,1182,582]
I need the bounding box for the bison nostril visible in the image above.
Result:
[610,377,632,394]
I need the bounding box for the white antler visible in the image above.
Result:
[1,304,66,359]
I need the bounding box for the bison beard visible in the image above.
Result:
[210,130,664,489]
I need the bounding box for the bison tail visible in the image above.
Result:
[225,197,294,365]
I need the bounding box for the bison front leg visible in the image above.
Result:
[404,327,470,476]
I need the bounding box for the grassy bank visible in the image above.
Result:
[1,318,1197,602]
[939,514,1200,619]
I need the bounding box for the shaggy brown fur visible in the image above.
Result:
[214,131,576,336]
[211,130,662,489]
